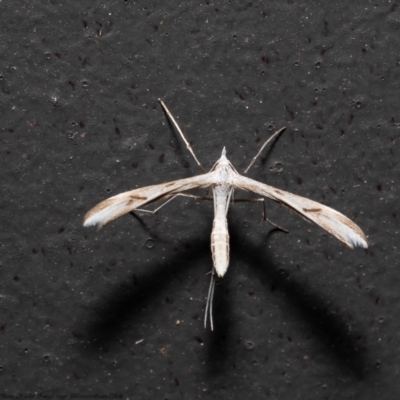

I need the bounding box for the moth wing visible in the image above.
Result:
[233,174,367,249]
[84,172,216,229]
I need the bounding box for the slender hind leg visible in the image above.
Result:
[204,269,216,331]
[133,193,212,214]
[232,198,289,233]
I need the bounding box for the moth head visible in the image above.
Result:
[210,147,236,171]
[219,147,230,163]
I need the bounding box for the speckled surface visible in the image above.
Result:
[0,0,399,398]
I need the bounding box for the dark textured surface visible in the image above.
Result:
[0,0,399,398]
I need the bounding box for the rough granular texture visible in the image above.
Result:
[0,1,397,398]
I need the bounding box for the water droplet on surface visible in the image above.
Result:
[269,162,284,173]
[246,341,254,349]
[145,239,155,249]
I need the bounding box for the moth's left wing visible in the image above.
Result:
[84,172,216,229]
[233,174,367,249]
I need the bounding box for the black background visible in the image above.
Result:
[0,0,399,398]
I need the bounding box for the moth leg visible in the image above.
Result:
[233,198,289,233]
[243,126,286,174]
[158,99,206,173]
[204,268,216,331]
[134,193,212,215]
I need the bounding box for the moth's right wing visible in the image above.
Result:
[83,172,216,229]
[233,174,368,249]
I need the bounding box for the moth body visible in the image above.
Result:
[209,149,238,277]
[211,183,231,277]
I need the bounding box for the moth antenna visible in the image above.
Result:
[243,126,286,174]
[159,99,206,173]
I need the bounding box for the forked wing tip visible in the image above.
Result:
[83,200,130,229]
[350,236,368,249]
[83,209,108,228]
[83,215,97,228]
[344,229,368,249]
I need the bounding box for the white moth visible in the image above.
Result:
[84,99,368,330]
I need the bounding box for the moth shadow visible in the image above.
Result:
[230,226,368,380]
[79,215,367,380]
[80,235,212,353]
